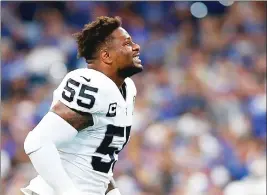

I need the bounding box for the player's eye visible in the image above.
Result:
[125,40,133,46]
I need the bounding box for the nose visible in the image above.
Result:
[133,43,140,52]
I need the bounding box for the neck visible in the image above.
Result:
[109,75,125,87]
[88,64,125,87]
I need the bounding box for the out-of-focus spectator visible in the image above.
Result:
[224,157,266,195]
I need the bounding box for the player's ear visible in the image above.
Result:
[100,49,113,65]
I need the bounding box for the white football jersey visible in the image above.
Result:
[22,68,137,195]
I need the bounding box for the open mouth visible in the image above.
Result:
[133,54,141,63]
[133,56,140,60]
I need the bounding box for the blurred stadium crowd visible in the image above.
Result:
[1,1,266,195]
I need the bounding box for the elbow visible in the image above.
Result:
[23,112,78,155]
[24,131,42,155]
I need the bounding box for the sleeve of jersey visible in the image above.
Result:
[53,71,102,114]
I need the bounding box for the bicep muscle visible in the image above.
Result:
[51,101,94,131]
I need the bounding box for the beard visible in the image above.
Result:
[117,65,143,78]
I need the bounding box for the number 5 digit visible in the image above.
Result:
[62,78,80,102]
[77,85,98,109]
[62,79,98,109]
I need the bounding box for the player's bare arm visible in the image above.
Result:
[106,178,121,195]
[51,101,94,131]
[106,181,115,194]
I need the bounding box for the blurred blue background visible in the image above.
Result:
[1,1,266,195]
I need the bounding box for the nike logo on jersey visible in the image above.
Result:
[80,76,91,82]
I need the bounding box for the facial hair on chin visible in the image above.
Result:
[117,66,143,78]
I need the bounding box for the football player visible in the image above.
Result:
[21,16,143,195]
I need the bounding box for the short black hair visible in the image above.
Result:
[73,16,122,62]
